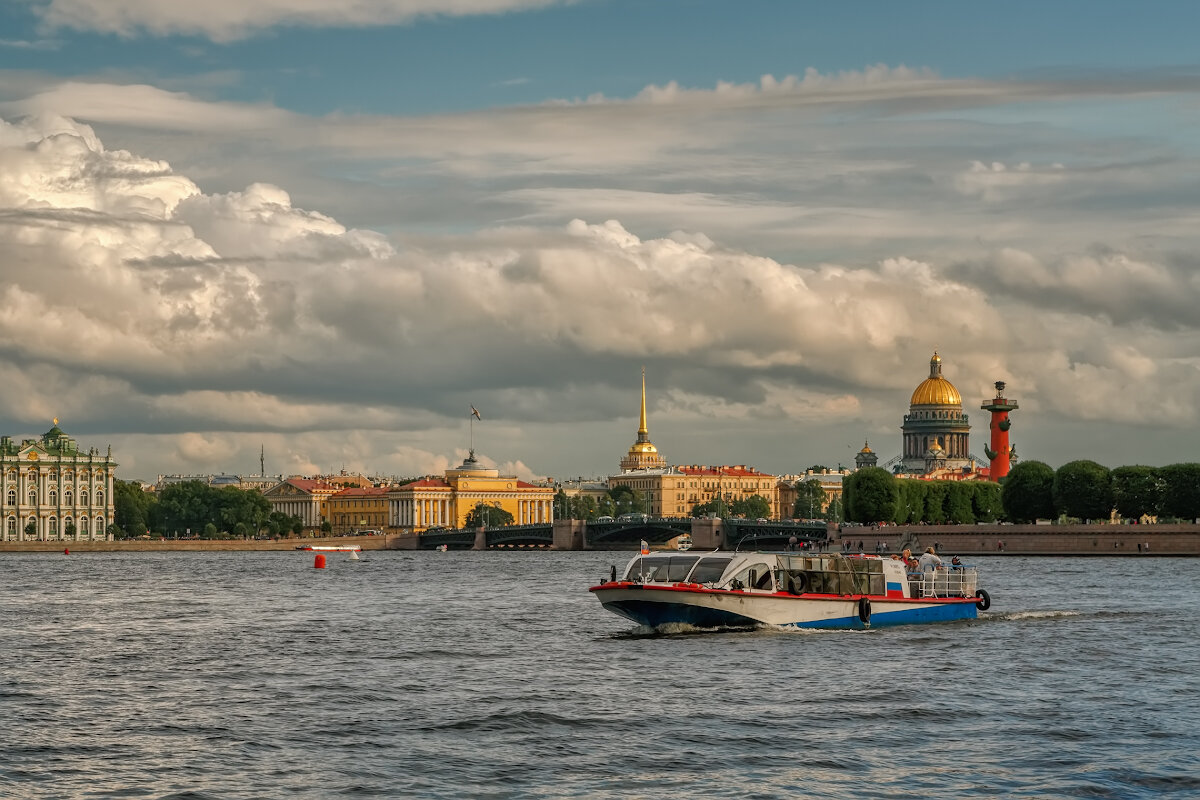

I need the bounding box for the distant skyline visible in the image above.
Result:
[3,1,1200,481]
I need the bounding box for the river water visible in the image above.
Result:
[2,551,1198,799]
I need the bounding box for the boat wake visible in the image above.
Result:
[988,609,1081,622]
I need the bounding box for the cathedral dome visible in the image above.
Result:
[910,352,962,406]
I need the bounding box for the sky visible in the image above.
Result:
[3,0,1200,483]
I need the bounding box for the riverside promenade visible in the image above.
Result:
[0,534,409,553]
[2,524,1199,554]
[834,522,1200,556]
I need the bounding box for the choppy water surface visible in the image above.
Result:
[2,551,1198,799]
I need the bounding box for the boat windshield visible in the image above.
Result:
[688,556,732,584]
[624,555,701,583]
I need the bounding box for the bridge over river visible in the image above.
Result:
[410,517,830,551]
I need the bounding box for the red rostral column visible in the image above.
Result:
[981,381,1019,480]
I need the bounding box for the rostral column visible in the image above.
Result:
[981,381,1018,480]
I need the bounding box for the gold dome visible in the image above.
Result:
[910,352,962,406]
[630,442,659,454]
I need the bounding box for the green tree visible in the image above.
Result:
[894,479,925,524]
[972,481,1003,522]
[320,520,332,534]
[922,481,949,524]
[570,494,600,520]
[1158,463,1200,521]
[465,502,514,528]
[596,494,616,517]
[1052,460,1113,521]
[731,494,771,519]
[1111,465,1162,520]
[107,522,126,539]
[608,485,647,516]
[114,479,155,535]
[554,489,570,519]
[792,480,826,519]
[202,521,219,539]
[24,519,36,537]
[1001,460,1055,523]
[944,482,975,524]
[291,519,305,536]
[844,467,897,523]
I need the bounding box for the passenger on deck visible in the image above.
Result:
[918,547,944,572]
[901,548,918,570]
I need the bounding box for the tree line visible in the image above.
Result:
[113,479,307,539]
[842,461,1200,525]
[552,485,773,520]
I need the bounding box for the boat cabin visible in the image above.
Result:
[619,552,978,600]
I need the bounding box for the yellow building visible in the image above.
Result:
[327,486,391,533]
[607,372,778,517]
[387,453,554,531]
[262,478,342,530]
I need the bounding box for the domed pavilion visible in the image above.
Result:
[900,352,972,474]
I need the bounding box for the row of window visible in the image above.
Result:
[5,490,103,506]
[6,516,104,534]
[4,469,105,480]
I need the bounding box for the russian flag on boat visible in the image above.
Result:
[886,581,904,598]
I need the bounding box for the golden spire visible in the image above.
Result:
[638,367,648,436]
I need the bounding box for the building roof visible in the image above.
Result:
[678,464,774,478]
[283,478,340,493]
[910,351,963,406]
[401,477,451,489]
[330,486,391,498]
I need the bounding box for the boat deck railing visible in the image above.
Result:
[910,566,978,598]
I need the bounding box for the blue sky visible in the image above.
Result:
[2,0,1200,482]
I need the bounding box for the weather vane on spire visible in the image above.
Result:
[469,405,482,458]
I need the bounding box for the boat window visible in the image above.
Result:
[728,562,774,591]
[623,558,651,581]
[663,555,700,581]
[688,557,733,584]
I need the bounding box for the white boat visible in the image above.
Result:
[590,551,990,630]
[295,544,362,552]
[675,534,693,551]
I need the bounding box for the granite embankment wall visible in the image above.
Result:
[0,534,416,553]
[833,523,1200,556]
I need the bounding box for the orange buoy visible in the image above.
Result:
[64,547,70,555]
[314,553,326,569]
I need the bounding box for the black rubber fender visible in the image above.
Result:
[858,596,872,624]
[788,572,808,594]
[975,588,991,611]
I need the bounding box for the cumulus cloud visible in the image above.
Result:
[32,0,569,41]
[4,93,1200,478]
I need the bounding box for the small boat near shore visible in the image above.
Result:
[295,544,362,552]
[590,551,990,630]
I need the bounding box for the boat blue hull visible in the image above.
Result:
[601,597,977,631]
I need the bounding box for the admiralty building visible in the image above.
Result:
[1,422,117,541]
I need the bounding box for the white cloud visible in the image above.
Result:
[5,86,1200,479]
[34,0,569,41]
